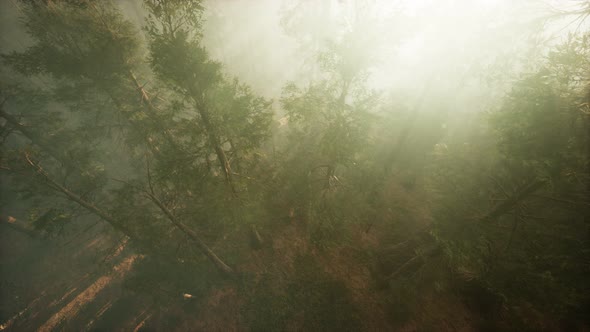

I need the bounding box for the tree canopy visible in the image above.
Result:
[0,0,588,330]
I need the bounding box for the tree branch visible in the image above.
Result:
[482,179,546,221]
[531,194,590,207]
[24,152,134,237]
[111,177,235,274]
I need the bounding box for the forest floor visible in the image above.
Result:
[0,179,567,331]
[0,219,151,331]
[0,213,482,331]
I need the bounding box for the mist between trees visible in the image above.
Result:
[0,0,589,330]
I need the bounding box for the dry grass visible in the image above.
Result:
[190,286,242,332]
[37,254,141,332]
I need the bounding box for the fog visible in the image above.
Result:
[199,0,584,96]
[1,0,588,330]
[1,0,583,97]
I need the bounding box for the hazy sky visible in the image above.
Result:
[197,0,587,101]
[1,0,586,103]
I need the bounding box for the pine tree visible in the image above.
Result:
[1,0,239,274]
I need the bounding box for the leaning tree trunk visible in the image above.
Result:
[26,153,234,275]
[144,190,235,274]
[24,153,138,239]
[0,108,72,168]
[4,103,234,275]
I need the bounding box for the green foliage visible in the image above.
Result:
[212,79,274,154]
[144,0,204,39]
[426,32,590,327]
[491,32,589,180]
[278,42,379,236]
[282,80,376,163]
[148,29,222,94]
[145,0,273,195]
[384,279,419,326]
[240,273,294,331]
[1,1,589,330]
[242,253,362,331]
[3,1,139,84]
[290,254,362,331]
[124,254,225,306]
[317,27,382,82]
[30,208,72,237]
